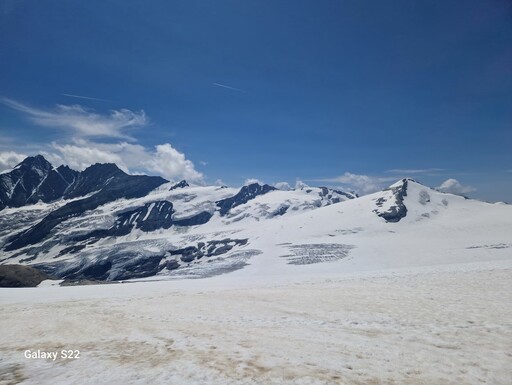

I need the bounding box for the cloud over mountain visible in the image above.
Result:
[0,151,26,172]
[1,98,203,182]
[437,179,475,195]
[312,173,396,194]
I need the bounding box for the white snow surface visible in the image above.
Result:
[0,261,511,385]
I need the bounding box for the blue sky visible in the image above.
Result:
[0,1,511,201]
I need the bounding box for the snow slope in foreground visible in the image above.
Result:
[0,262,511,385]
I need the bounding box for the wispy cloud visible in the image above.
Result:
[61,93,112,102]
[244,178,263,185]
[295,180,308,189]
[274,181,292,191]
[1,97,145,139]
[386,168,444,174]
[1,97,204,182]
[212,82,246,93]
[310,172,397,194]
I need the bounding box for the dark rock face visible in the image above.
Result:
[319,187,358,202]
[173,211,213,226]
[0,156,170,215]
[0,157,169,215]
[165,260,180,270]
[318,187,340,204]
[55,165,79,186]
[0,156,52,209]
[80,260,113,281]
[36,249,165,281]
[373,179,409,223]
[63,163,125,199]
[169,238,248,264]
[74,203,212,244]
[5,167,168,251]
[122,201,174,232]
[216,183,276,216]
[0,156,80,210]
[170,180,189,190]
[0,264,53,287]
[34,165,80,203]
[271,205,289,217]
[170,246,202,262]
[85,201,175,241]
[57,245,86,257]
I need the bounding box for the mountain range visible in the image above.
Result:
[0,155,510,283]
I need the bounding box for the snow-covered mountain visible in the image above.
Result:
[0,155,167,211]
[0,155,78,210]
[1,155,510,283]
[0,155,363,280]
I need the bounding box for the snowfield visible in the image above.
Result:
[0,261,511,385]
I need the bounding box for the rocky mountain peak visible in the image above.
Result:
[15,154,52,175]
[81,162,125,177]
[170,180,190,190]
[216,183,276,216]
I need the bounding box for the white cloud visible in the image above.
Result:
[295,180,309,189]
[1,98,204,182]
[312,173,396,194]
[145,144,203,182]
[244,178,262,186]
[1,97,146,139]
[0,151,27,172]
[274,182,292,191]
[42,140,149,171]
[437,179,475,195]
[43,142,129,173]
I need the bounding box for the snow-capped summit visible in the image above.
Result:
[216,182,276,216]
[2,156,168,251]
[0,156,169,212]
[170,180,190,190]
[63,162,127,199]
[0,155,78,210]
